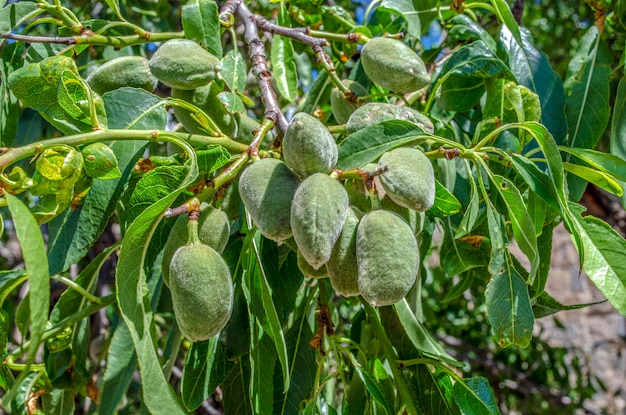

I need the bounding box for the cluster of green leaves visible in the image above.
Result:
[1,0,626,414]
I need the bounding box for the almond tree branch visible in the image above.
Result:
[228,2,289,135]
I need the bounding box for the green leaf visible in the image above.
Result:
[408,366,459,415]
[562,162,623,196]
[0,1,41,33]
[569,205,626,316]
[221,49,248,93]
[346,353,394,414]
[379,0,424,39]
[41,388,75,415]
[531,290,604,319]
[485,252,534,348]
[438,75,485,112]
[0,270,27,308]
[564,26,611,151]
[426,180,461,217]
[222,359,253,414]
[103,0,124,20]
[250,323,277,414]
[455,163,482,238]
[489,0,521,43]
[114,136,199,414]
[453,377,501,415]
[181,334,234,411]
[5,194,50,401]
[436,41,514,84]
[97,321,137,415]
[559,146,626,182]
[500,27,567,143]
[47,140,147,275]
[301,69,331,115]
[182,0,223,57]
[611,79,626,204]
[81,142,121,179]
[491,175,539,282]
[393,299,462,366]
[337,120,428,170]
[274,311,316,415]
[7,56,97,135]
[242,232,290,392]
[447,14,497,52]
[103,87,167,130]
[271,4,297,102]
[531,219,554,297]
[127,166,191,222]
[0,42,24,147]
[440,235,488,278]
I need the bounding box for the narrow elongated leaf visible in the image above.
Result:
[448,14,497,51]
[244,233,290,392]
[97,321,137,415]
[182,0,222,57]
[427,180,461,217]
[564,26,611,151]
[491,175,539,281]
[562,162,623,196]
[221,49,247,93]
[115,136,198,414]
[301,69,331,115]
[409,366,459,415]
[393,300,462,366]
[611,79,626,204]
[489,0,521,43]
[559,147,626,182]
[337,120,428,170]
[250,323,277,414]
[346,353,394,414]
[103,0,124,20]
[500,27,567,144]
[274,311,316,415]
[5,194,50,400]
[181,335,234,411]
[0,42,24,147]
[271,4,297,102]
[485,252,534,348]
[222,359,253,414]
[453,377,501,415]
[531,290,604,319]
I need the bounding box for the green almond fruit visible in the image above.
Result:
[298,250,328,279]
[346,102,434,135]
[86,56,157,95]
[327,206,361,297]
[290,173,349,269]
[282,113,338,178]
[149,38,221,90]
[238,158,300,242]
[378,147,435,212]
[161,203,230,286]
[357,210,419,306]
[331,80,369,124]
[172,83,236,136]
[360,37,430,93]
[169,243,233,341]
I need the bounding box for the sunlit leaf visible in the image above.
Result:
[182,0,223,57]
[454,377,501,415]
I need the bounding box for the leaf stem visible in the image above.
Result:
[50,275,103,304]
[0,129,248,173]
[362,302,418,415]
[9,294,116,360]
